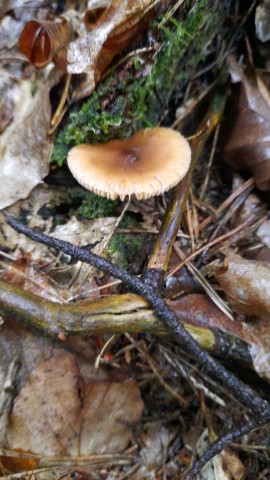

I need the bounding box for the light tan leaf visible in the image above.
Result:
[215,251,270,322]
[212,448,245,480]
[53,216,117,246]
[257,219,270,249]
[0,76,58,210]
[215,251,270,381]
[7,351,144,455]
[0,184,68,261]
[0,1,47,17]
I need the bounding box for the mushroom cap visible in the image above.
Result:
[67,127,191,201]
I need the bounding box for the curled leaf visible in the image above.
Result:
[0,74,59,210]
[221,58,270,191]
[19,18,74,72]
[168,294,243,339]
[215,251,270,322]
[67,0,157,85]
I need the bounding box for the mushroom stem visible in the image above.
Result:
[146,94,226,273]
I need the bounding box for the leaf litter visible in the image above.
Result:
[6,351,143,456]
[1,1,270,479]
[0,72,59,210]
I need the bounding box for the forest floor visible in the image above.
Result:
[1,1,270,479]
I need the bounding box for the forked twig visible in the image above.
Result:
[6,218,270,440]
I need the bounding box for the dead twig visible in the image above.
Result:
[6,217,270,478]
[6,216,270,415]
[184,415,270,479]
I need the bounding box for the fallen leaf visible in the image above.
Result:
[53,216,117,246]
[131,425,171,479]
[0,70,19,134]
[19,18,74,72]
[247,334,270,383]
[255,0,270,42]
[257,219,270,249]
[0,449,40,474]
[0,74,59,210]
[0,184,67,258]
[221,57,270,191]
[6,351,144,456]
[215,251,270,322]
[215,251,270,381]
[168,294,243,339]
[0,1,48,18]
[67,0,157,93]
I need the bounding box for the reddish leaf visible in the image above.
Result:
[168,294,243,339]
[0,449,39,474]
[19,18,74,72]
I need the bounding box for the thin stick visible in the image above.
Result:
[50,73,72,130]
[147,95,225,272]
[126,333,188,406]
[168,215,261,278]
[199,123,220,200]
[184,414,270,479]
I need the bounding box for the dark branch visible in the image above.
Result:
[6,216,270,479]
[6,216,270,415]
[185,413,270,479]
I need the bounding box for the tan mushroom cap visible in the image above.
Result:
[67,127,191,201]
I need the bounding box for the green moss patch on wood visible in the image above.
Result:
[52,0,231,167]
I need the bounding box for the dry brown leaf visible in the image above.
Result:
[245,328,270,382]
[0,450,40,474]
[130,425,171,480]
[0,74,59,210]
[168,294,243,339]
[0,70,18,134]
[215,251,270,322]
[6,351,143,456]
[0,185,69,271]
[67,0,157,91]
[215,251,270,381]
[221,57,270,191]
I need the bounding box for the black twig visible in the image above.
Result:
[185,414,270,479]
[6,215,269,413]
[6,216,270,477]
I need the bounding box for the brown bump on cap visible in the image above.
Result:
[67,127,191,201]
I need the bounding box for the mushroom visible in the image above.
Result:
[67,127,191,201]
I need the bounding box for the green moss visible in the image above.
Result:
[51,0,230,166]
[70,188,118,219]
[108,233,144,271]
[77,195,117,219]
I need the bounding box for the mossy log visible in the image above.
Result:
[52,0,234,165]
